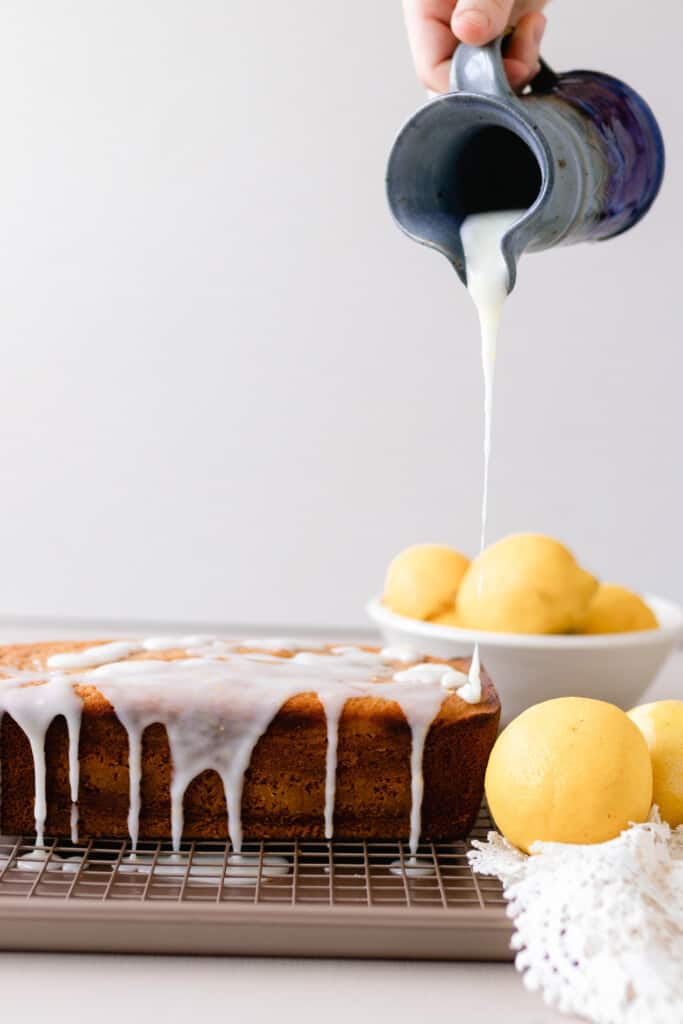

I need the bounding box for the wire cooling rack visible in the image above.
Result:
[0,804,510,960]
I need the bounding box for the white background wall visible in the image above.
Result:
[0,0,680,629]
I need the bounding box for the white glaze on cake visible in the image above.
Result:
[380,646,420,664]
[0,671,82,846]
[47,641,143,670]
[141,635,214,652]
[0,640,479,855]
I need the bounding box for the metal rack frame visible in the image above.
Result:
[0,805,510,959]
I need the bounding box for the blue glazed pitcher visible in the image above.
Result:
[386,37,664,290]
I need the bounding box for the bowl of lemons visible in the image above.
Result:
[367,533,683,723]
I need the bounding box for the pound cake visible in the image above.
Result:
[0,638,500,851]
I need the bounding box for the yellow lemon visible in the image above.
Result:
[582,584,658,634]
[485,697,653,853]
[383,544,469,620]
[627,701,683,827]
[456,533,598,634]
[429,607,461,627]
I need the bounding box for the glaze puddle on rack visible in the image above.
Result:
[0,803,510,960]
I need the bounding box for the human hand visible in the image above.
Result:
[403,0,548,94]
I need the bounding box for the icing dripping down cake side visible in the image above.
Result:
[0,640,500,849]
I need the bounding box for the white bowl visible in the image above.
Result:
[367,594,683,724]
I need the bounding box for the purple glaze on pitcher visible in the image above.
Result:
[551,70,665,241]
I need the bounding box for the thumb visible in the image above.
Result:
[451,0,515,45]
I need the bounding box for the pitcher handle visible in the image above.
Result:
[449,36,515,97]
[450,36,558,98]
[528,58,560,94]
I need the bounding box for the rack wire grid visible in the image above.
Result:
[0,803,510,960]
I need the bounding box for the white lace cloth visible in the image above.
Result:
[469,812,683,1024]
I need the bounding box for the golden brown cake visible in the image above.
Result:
[0,639,500,844]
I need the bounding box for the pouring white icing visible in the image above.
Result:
[459,209,525,704]
[0,640,478,856]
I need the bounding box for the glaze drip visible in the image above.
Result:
[0,671,82,845]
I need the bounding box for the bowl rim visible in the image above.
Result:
[366,593,683,650]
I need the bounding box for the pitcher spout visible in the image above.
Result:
[386,87,550,290]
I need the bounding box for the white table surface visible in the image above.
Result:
[0,621,680,1024]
